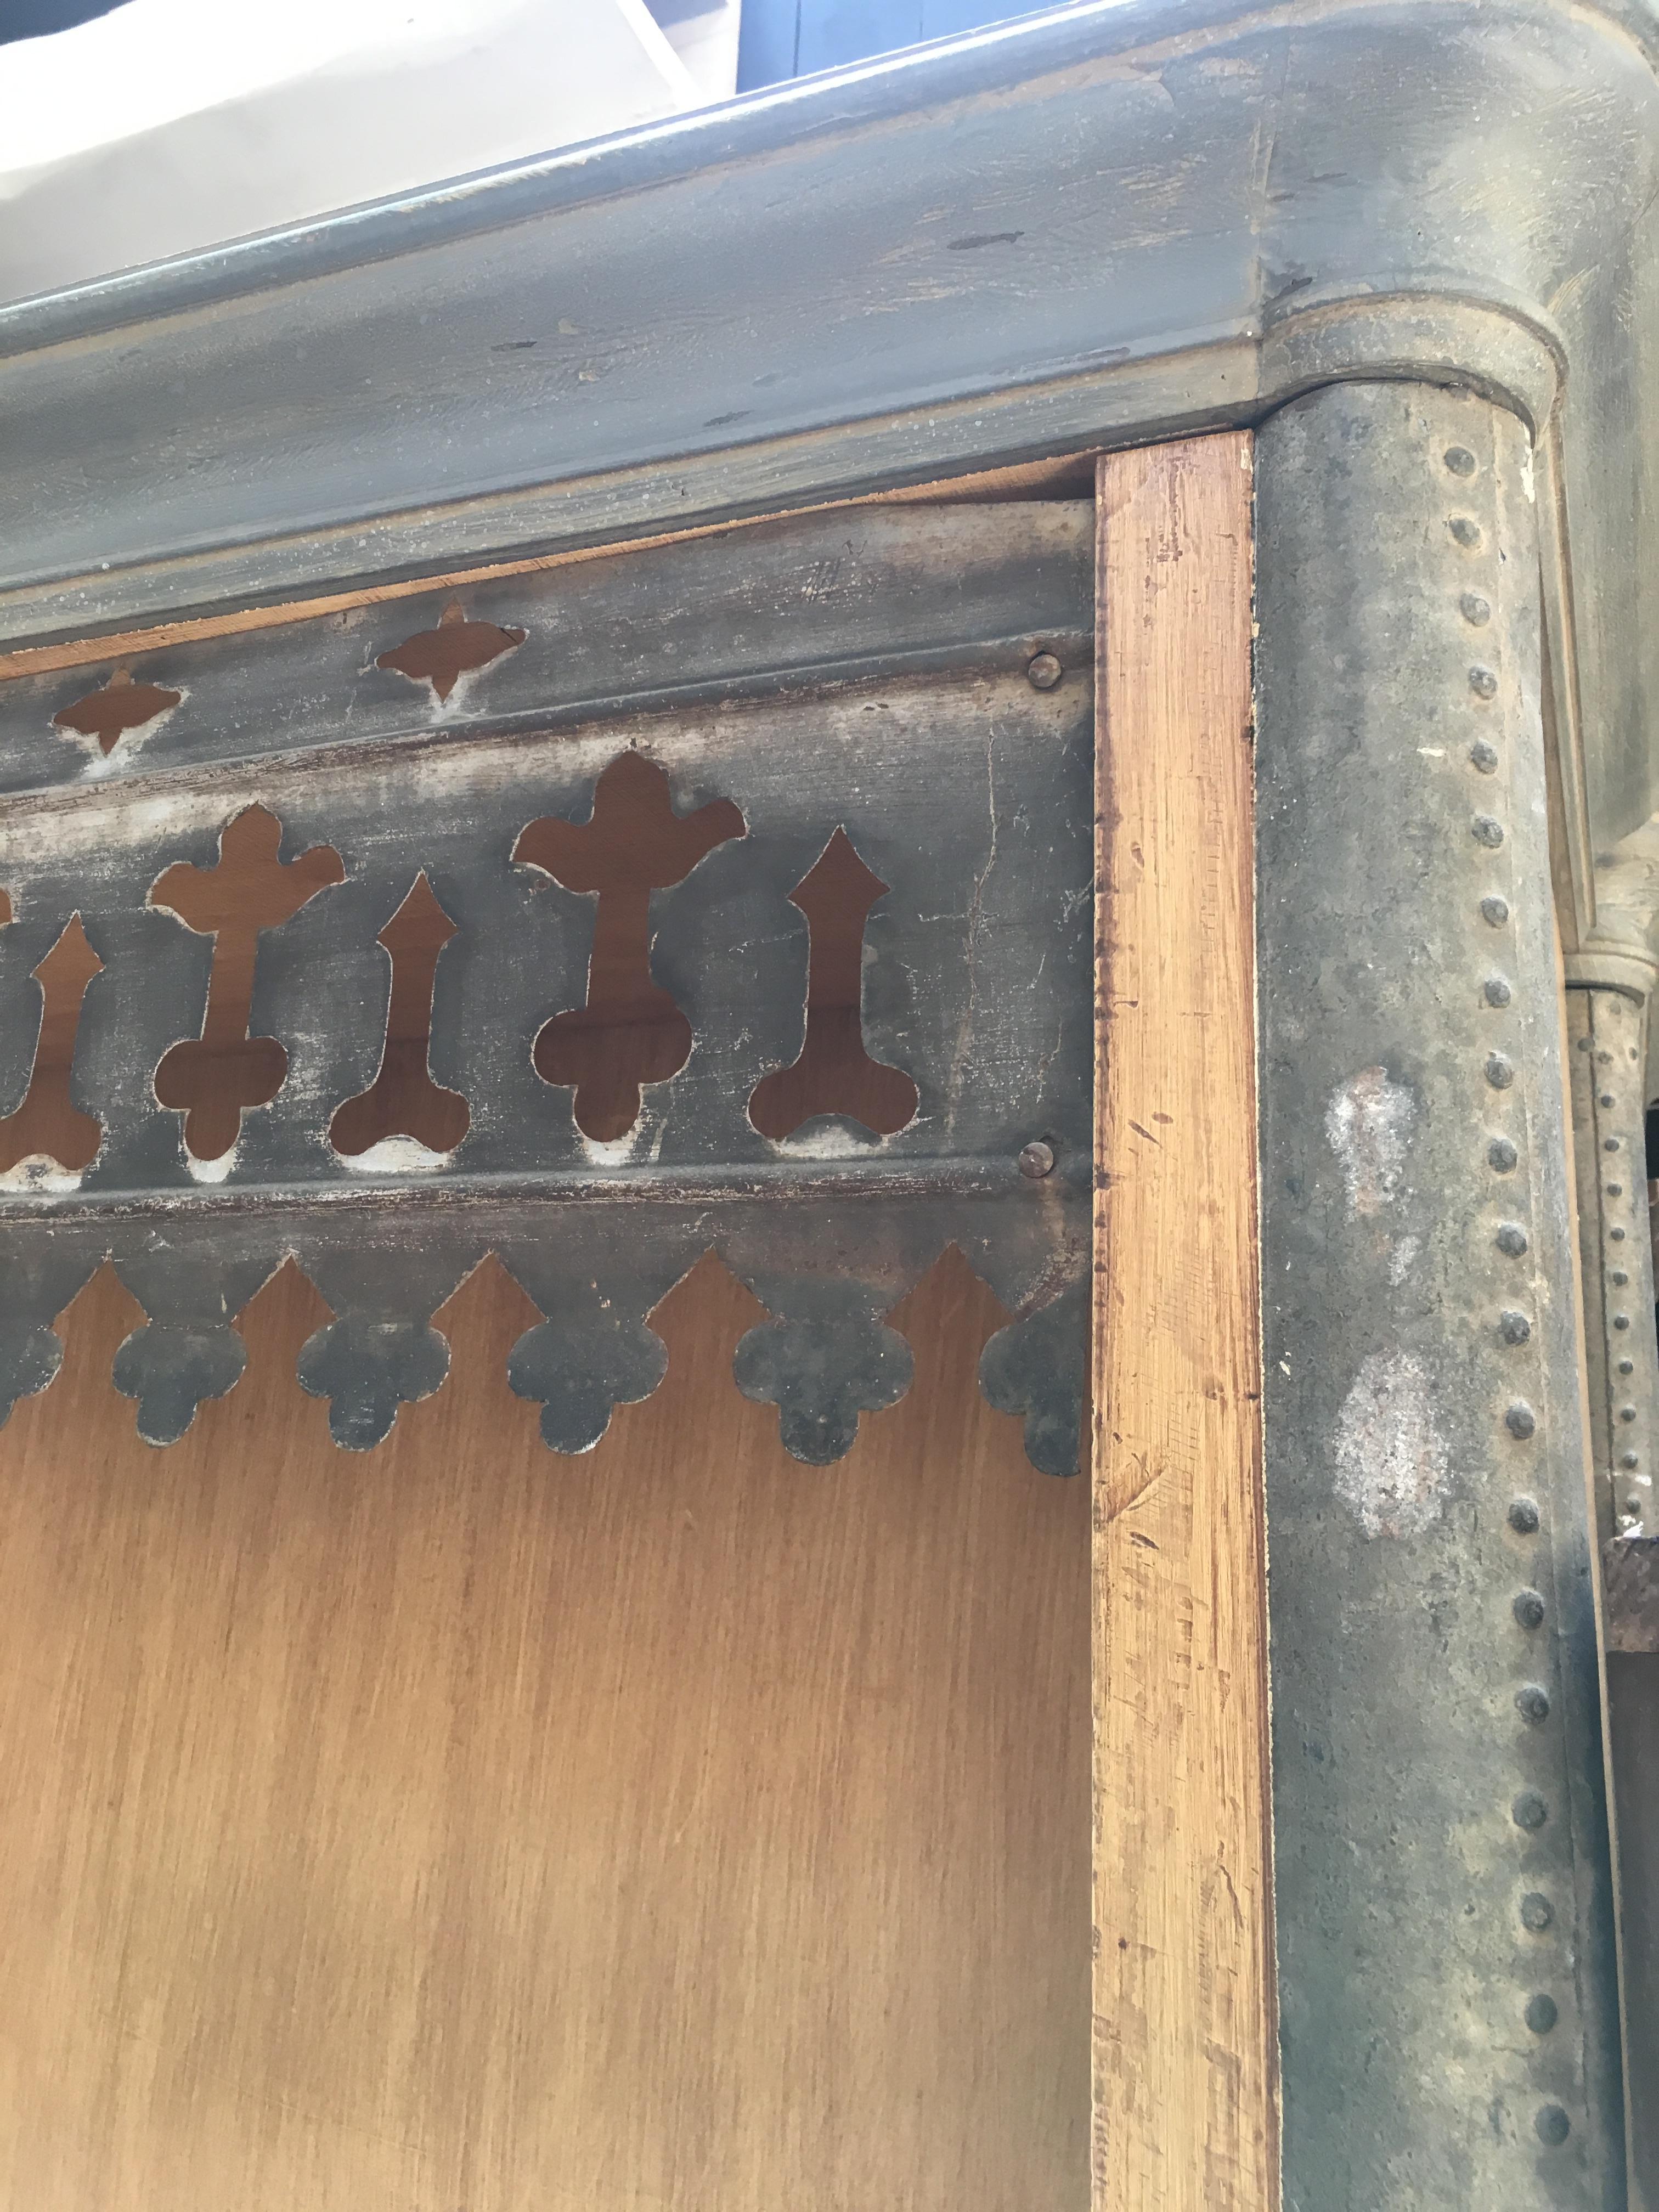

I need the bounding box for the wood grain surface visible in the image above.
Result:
[0,1246,1088,2210]
[1091,434,1277,2208]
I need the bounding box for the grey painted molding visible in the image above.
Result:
[0,0,1655,879]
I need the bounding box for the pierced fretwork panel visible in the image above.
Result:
[0,504,1092,1469]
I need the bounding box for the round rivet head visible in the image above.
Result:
[1470,740,1499,774]
[1622,1450,1640,1469]
[1496,1223,1528,1257]
[1472,814,1505,848]
[1513,1788,1549,1830]
[1600,1090,1616,1107]
[1018,1139,1056,1179]
[1460,590,1492,625]
[1621,1404,1638,1423]
[1026,652,1063,691]
[1469,666,1499,700]
[1615,1313,1632,1331]
[1536,2105,1571,2148]
[1613,1271,1630,1288]
[1486,1053,1515,1090]
[1605,1136,1622,1152]
[1514,1588,1545,1629]
[1499,1310,1531,1345]
[1488,1137,1517,1172]
[1506,1402,1537,1440]
[1480,895,1509,927]
[1444,445,1479,476]
[1611,1225,1628,1242]
[1483,977,1511,1007]
[1509,1496,1541,1534]
[1450,516,1483,547]
[1516,1682,1550,1724]
[1608,1183,1624,1198]
[1618,1358,1634,1375]
[1526,1992,1560,2035]
[1520,1891,1554,1931]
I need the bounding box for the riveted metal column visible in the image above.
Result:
[1566,979,1659,2209]
[1255,381,1624,2208]
[1566,985,1657,1550]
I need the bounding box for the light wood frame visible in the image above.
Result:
[1092,434,1278,2208]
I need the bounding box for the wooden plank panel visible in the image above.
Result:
[1092,433,1276,2208]
[0,1246,1088,2210]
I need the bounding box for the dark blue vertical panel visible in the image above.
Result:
[738,0,1066,88]
[735,0,800,91]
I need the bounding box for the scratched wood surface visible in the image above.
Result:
[0,1245,1089,2210]
[1091,433,1278,2209]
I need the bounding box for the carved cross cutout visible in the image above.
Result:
[53,665,182,755]
[748,829,919,1140]
[150,806,344,1160]
[0,911,104,1173]
[375,599,525,703]
[330,873,470,1157]
[515,751,745,1141]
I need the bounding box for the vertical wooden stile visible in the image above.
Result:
[1092,434,1277,2210]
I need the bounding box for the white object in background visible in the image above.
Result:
[0,0,699,309]
[647,0,741,99]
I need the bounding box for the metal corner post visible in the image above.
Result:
[1255,380,1624,2205]
[1565,969,1659,2201]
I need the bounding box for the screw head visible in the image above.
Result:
[1026,652,1063,691]
[1018,1139,1056,1179]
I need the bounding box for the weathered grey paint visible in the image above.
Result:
[0,505,1092,1468]
[0,0,1655,875]
[1256,381,1623,2205]
[1565,984,1659,2205]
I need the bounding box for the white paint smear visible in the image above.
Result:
[1333,1351,1451,1539]
[1325,1065,1416,1219]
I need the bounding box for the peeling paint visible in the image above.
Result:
[0,1155,83,1195]
[1386,1232,1420,1286]
[344,1134,451,1174]
[1333,1351,1450,1538]
[1325,1064,1415,1219]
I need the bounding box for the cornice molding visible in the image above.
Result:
[0,0,1653,853]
